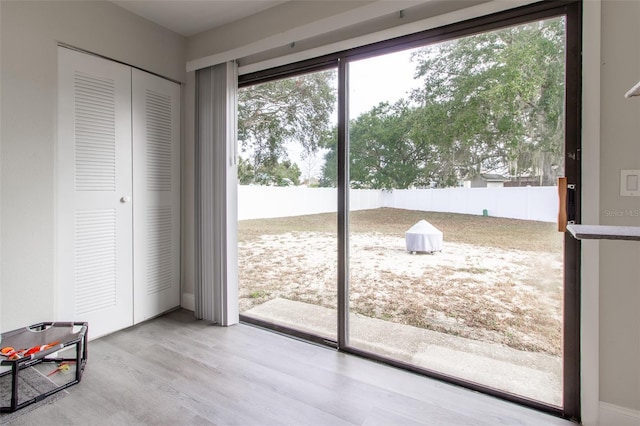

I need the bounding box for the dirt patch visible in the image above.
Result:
[239,210,563,356]
[239,208,562,253]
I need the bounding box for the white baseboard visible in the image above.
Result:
[181,292,195,311]
[600,402,640,426]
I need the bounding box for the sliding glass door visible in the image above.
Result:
[237,69,339,342]
[238,1,581,418]
[346,17,567,406]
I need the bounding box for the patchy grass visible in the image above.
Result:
[238,208,563,355]
[239,207,562,253]
[249,290,269,299]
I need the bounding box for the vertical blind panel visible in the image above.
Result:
[146,206,173,295]
[75,209,117,315]
[146,89,172,192]
[74,72,116,192]
[195,62,239,325]
[195,67,215,321]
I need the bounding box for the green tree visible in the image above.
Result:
[348,101,417,189]
[322,101,467,189]
[317,127,338,188]
[320,17,566,189]
[238,71,336,185]
[237,156,301,186]
[411,17,565,185]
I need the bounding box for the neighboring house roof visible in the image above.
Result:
[480,173,509,182]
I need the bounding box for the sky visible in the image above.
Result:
[348,48,422,119]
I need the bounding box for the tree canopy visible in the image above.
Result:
[320,17,566,189]
[410,17,565,186]
[237,71,336,186]
[237,17,566,189]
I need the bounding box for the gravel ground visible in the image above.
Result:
[239,230,562,355]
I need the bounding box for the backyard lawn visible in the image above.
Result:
[238,208,563,356]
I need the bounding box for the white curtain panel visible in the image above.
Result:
[195,62,239,326]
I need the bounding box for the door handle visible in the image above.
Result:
[558,177,567,232]
[558,177,576,232]
[120,196,131,204]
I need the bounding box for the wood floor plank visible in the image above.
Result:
[164,322,559,426]
[5,310,573,426]
[138,319,474,425]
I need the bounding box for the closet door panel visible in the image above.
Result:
[58,47,133,338]
[132,69,181,323]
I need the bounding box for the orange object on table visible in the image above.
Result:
[1,341,60,360]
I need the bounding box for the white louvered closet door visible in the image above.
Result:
[58,48,134,338]
[58,49,181,338]
[132,69,180,323]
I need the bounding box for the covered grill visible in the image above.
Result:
[405,220,443,253]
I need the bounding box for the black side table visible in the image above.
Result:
[0,322,88,413]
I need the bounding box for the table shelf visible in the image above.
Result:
[566,224,640,241]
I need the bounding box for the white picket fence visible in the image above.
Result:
[238,185,558,222]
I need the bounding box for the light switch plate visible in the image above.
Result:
[621,170,640,196]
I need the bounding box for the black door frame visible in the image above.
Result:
[239,0,582,420]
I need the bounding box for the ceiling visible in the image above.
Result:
[112,0,288,37]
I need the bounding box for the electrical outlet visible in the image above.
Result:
[620,170,640,196]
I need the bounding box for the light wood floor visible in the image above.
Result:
[7,309,573,425]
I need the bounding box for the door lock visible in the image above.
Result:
[558,178,577,232]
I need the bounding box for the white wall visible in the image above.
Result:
[187,1,377,65]
[383,187,556,222]
[239,186,337,220]
[238,187,384,220]
[0,0,186,332]
[580,1,601,423]
[598,0,640,415]
[238,186,558,223]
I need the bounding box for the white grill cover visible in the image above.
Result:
[405,220,443,252]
